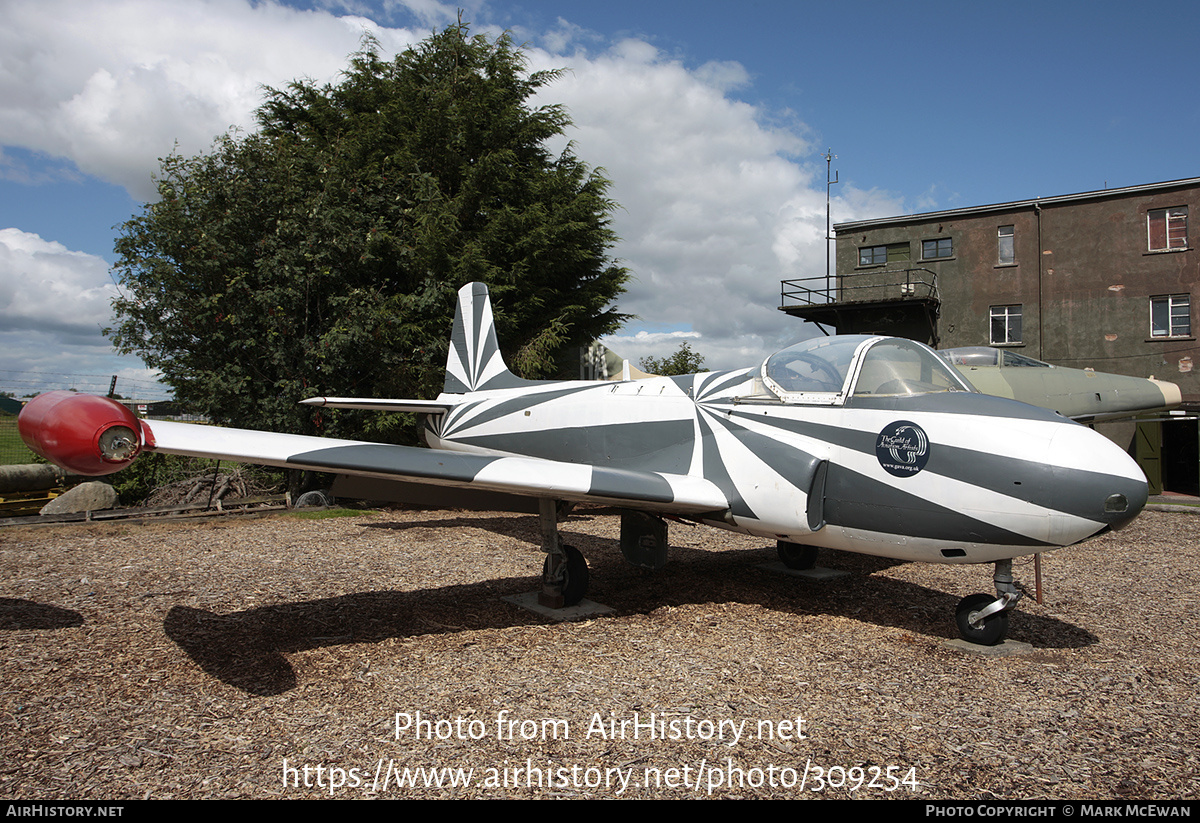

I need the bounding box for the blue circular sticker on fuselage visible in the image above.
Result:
[875,421,930,477]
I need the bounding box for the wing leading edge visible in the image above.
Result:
[299,397,456,414]
[144,419,729,515]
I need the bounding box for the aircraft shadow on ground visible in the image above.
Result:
[0,597,84,630]
[164,512,1098,695]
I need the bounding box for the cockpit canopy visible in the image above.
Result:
[939,346,1053,368]
[762,335,974,404]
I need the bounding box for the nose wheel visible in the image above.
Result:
[955,593,1011,645]
[954,559,1024,645]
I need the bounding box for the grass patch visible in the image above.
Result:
[285,508,374,519]
[0,413,37,466]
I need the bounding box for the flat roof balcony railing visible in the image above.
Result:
[781,268,939,308]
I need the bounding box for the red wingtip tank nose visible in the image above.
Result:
[17,391,147,476]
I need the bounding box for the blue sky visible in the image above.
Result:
[1,0,1196,398]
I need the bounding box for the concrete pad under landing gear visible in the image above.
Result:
[944,638,1035,656]
[758,561,850,581]
[502,592,615,622]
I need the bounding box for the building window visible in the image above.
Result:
[998,225,1015,264]
[922,237,953,259]
[1148,207,1187,251]
[1150,294,1191,338]
[858,242,911,266]
[990,305,1022,345]
[859,245,887,265]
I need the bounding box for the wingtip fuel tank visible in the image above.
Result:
[17,391,148,476]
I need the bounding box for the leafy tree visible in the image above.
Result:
[108,23,628,443]
[640,341,708,376]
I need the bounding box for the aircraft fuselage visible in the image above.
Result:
[426,365,1148,565]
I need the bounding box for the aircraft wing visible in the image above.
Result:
[145,419,729,515]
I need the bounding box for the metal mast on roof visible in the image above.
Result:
[824,148,839,294]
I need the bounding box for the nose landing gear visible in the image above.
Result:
[955,559,1024,645]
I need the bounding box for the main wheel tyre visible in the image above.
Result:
[777,541,818,570]
[543,544,589,607]
[955,593,1010,645]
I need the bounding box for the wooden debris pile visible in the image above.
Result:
[143,466,277,508]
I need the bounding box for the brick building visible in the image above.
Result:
[780,176,1200,492]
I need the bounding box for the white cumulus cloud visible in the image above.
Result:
[0,228,117,337]
[0,0,421,199]
[0,0,906,379]
[525,37,902,368]
[0,228,163,395]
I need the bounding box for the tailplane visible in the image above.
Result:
[443,282,535,393]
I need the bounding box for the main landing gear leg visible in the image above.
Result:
[955,559,1024,646]
[537,498,589,609]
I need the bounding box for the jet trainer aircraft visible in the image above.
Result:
[19,283,1149,645]
[940,346,1181,423]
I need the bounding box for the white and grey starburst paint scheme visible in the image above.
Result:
[19,282,1149,644]
[400,283,1145,565]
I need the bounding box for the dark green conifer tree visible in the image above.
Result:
[109,24,628,442]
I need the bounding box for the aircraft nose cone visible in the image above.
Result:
[1149,378,1183,410]
[1047,424,1148,534]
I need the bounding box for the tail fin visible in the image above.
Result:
[443,283,532,393]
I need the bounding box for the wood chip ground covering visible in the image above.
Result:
[1,506,1197,800]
